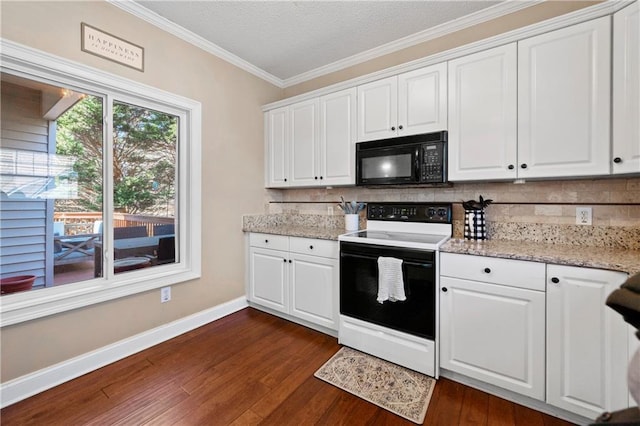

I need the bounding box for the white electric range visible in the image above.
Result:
[338,202,453,377]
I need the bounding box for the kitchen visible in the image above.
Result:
[1,0,639,424]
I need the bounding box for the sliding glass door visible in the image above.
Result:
[0,72,180,289]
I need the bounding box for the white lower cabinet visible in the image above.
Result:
[249,246,289,313]
[290,252,338,329]
[440,253,632,420]
[440,253,546,400]
[546,265,629,419]
[248,233,339,330]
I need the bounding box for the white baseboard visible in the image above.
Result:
[0,297,248,408]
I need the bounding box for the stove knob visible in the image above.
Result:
[427,208,436,217]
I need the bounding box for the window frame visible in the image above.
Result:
[0,39,202,327]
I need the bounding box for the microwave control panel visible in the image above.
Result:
[367,202,452,223]
[420,142,446,183]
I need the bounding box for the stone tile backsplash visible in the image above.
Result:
[262,177,640,248]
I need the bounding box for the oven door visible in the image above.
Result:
[356,143,420,185]
[340,241,436,339]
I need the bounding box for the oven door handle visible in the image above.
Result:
[341,252,433,269]
[403,260,434,269]
[340,253,377,261]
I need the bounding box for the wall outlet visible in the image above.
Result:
[327,206,334,216]
[576,207,592,225]
[160,286,171,303]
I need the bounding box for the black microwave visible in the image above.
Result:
[356,131,447,186]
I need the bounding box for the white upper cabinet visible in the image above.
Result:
[357,63,447,142]
[518,16,611,178]
[265,107,289,188]
[319,88,357,186]
[448,44,518,181]
[357,76,397,141]
[613,1,640,174]
[398,65,448,136]
[289,99,320,186]
[266,90,356,188]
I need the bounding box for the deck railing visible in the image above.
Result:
[54,212,174,236]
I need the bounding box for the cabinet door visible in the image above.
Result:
[547,265,629,418]
[398,63,447,136]
[518,17,611,178]
[613,1,640,174]
[249,247,288,313]
[357,76,397,142]
[289,99,319,186]
[440,276,545,400]
[630,326,640,407]
[265,107,289,187]
[319,88,356,186]
[448,44,518,181]
[290,253,338,330]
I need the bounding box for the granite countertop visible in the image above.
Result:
[243,214,640,275]
[442,238,640,276]
[242,223,345,241]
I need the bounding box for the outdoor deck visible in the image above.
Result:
[54,261,94,286]
[52,212,175,286]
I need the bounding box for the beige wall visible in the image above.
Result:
[283,1,601,97]
[0,1,282,381]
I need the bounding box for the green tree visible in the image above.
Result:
[56,96,177,214]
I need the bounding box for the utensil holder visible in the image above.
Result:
[345,214,359,231]
[464,209,486,240]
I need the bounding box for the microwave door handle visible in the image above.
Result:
[414,147,421,181]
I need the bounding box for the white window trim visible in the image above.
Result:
[0,38,202,327]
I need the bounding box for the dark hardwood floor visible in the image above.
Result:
[1,308,575,425]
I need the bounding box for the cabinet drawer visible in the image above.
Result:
[249,233,289,251]
[440,252,545,291]
[290,237,338,258]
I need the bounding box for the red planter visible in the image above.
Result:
[1,275,36,295]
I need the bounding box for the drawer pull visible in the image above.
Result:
[288,260,292,263]
[442,287,448,292]
[265,239,268,243]
[483,267,491,274]
[551,277,560,284]
[309,245,314,250]
[283,258,286,263]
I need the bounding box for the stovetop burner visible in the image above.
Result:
[346,230,450,245]
[339,202,453,250]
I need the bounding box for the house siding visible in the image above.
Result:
[1,82,50,287]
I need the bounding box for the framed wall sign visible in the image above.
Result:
[81,23,144,72]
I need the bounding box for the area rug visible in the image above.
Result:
[314,347,435,424]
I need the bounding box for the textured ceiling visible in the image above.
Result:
[133,1,503,81]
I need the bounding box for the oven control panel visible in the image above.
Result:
[367,202,452,223]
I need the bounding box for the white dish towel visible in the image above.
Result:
[377,256,406,304]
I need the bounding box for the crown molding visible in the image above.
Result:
[281,0,541,88]
[263,0,624,110]
[106,0,285,88]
